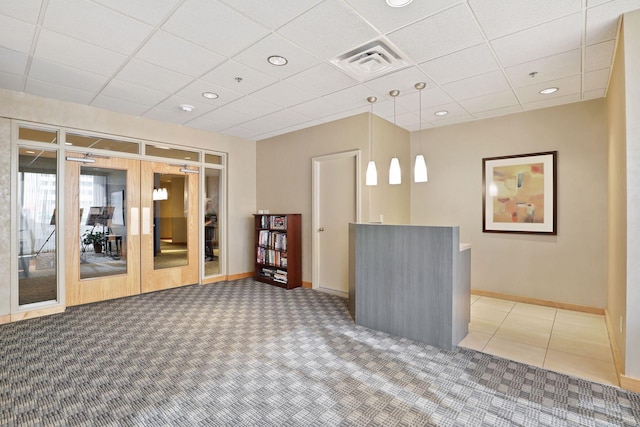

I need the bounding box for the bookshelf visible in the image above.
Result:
[254,214,301,289]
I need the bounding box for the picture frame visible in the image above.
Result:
[482,151,557,235]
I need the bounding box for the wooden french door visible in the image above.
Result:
[65,157,199,306]
[140,161,199,293]
[65,155,140,306]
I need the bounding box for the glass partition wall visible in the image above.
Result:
[204,167,221,277]
[18,148,58,305]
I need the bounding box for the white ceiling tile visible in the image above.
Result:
[345,0,463,33]
[505,49,581,87]
[29,58,109,92]
[116,59,193,93]
[584,88,606,99]
[459,90,519,113]
[522,93,582,111]
[442,70,511,100]
[142,107,194,125]
[491,13,582,67]
[153,95,218,117]
[322,84,374,110]
[199,107,252,130]
[185,116,227,133]
[224,95,282,117]
[26,78,95,104]
[0,0,42,23]
[163,0,269,57]
[174,79,244,108]
[0,47,28,75]
[473,104,524,120]
[44,0,153,55]
[395,111,419,128]
[248,109,313,130]
[469,0,582,39]
[413,86,454,110]
[587,0,612,6]
[232,33,321,79]
[428,112,475,127]
[288,97,348,119]
[586,0,640,44]
[35,29,126,76]
[419,43,499,85]
[277,0,379,60]
[585,40,616,71]
[387,4,485,63]
[100,79,170,105]
[0,13,36,53]
[91,94,152,116]
[136,31,226,78]
[374,97,411,120]
[201,60,278,95]
[0,70,24,91]
[251,81,317,108]
[285,63,356,98]
[584,68,611,91]
[514,74,582,103]
[423,102,468,120]
[363,66,433,99]
[222,0,323,30]
[221,125,261,139]
[93,0,181,26]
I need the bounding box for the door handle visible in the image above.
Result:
[318,227,325,232]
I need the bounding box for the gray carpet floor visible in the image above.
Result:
[1,279,639,426]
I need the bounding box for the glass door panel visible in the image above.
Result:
[65,154,140,306]
[204,167,221,277]
[153,173,188,270]
[141,161,198,293]
[79,167,127,280]
[18,148,58,305]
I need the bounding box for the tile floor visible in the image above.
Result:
[459,295,619,387]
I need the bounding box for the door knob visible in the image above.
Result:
[318,227,325,232]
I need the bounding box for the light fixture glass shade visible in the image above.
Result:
[389,157,401,185]
[414,155,428,183]
[366,161,378,186]
[153,188,168,201]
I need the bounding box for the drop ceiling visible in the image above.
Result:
[0,0,638,141]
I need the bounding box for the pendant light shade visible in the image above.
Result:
[366,161,378,186]
[388,89,401,185]
[414,154,428,182]
[389,157,401,185]
[366,96,378,186]
[414,82,428,183]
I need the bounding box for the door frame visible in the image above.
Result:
[311,150,361,294]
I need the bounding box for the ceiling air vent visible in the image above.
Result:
[331,39,410,81]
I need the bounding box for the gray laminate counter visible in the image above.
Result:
[348,223,471,351]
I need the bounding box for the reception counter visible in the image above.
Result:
[348,223,471,351]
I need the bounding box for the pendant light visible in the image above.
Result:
[365,96,378,186]
[414,82,428,183]
[388,90,401,185]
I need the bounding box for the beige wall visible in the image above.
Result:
[0,88,257,317]
[256,113,410,283]
[410,100,608,308]
[621,9,640,379]
[606,17,628,372]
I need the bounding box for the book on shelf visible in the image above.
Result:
[270,215,287,230]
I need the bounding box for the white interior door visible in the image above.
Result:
[312,151,360,298]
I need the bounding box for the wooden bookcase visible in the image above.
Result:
[254,214,301,289]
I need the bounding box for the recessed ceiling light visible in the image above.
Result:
[184,156,191,160]
[539,87,559,95]
[202,92,219,99]
[65,142,73,146]
[25,150,35,154]
[434,110,448,116]
[386,0,413,7]
[267,55,288,66]
[179,104,194,112]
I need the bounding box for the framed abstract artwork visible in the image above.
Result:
[483,151,557,234]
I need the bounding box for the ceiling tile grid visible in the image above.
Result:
[0,0,638,140]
